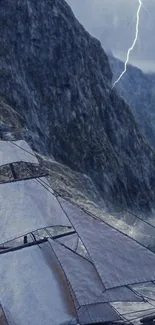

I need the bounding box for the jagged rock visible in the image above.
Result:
[109,54,155,149]
[0,0,155,211]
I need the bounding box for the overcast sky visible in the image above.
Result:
[66,0,155,72]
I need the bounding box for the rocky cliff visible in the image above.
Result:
[109,54,155,150]
[0,0,155,212]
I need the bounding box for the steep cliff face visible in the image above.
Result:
[109,54,155,150]
[0,0,155,212]
[66,0,155,68]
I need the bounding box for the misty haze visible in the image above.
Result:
[66,0,155,72]
[0,1,155,325]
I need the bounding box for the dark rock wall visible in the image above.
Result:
[0,0,155,211]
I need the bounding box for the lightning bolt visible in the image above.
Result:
[112,0,142,88]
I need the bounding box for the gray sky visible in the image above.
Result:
[66,0,155,72]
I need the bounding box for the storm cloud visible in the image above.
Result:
[66,0,155,71]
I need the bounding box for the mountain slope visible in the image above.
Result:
[109,54,155,150]
[0,0,155,212]
[66,0,155,70]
